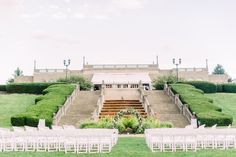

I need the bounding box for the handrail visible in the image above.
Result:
[164,84,196,124]
[53,84,80,125]
[139,88,155,117]
[91,86,105,121]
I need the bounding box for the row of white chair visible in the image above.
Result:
[145,127,236,152]
[0,126,118,154]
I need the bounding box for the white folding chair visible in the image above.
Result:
[12,128,26,151]
[99,135,112,153]
[76,135,88,153]
[2,130,14,152]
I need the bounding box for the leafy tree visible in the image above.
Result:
[14,67,23,77]
[7,78,14,84]
[212,64,225,75]
[153,75,184,90]
[57,75,93,90]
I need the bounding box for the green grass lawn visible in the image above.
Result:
[0,94,37,127]
[0,137,236,157]
[206,93,236,127]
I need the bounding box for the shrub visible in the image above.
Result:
[11,114,25,126]
[222,83,236,93]
[0,85,6,91]
[142,117,160,129]
[80,122,100,128]
[197,111,233,126]
[171,83,233,126]
[6,83,63,94]
[11,84,75,127]
[79,116,173,134]
[57,75,92,90]
[216,84,223,92]
[116,121,126,133]
[153,75,184,90]
[182,81,217,93]
[120,116,139,133]
[98,117,113,129]
[160,122,173,128]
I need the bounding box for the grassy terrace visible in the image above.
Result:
[0,137,236,157]
[206,93,236,127]
[0,94,37,127]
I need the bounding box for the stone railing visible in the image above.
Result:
[139,88,155,117]
[34,69,66,73]
[91,86,105,121]
[83,64,158,70]
[164,84,197,125]
[177,68,207,72]
[53,84,80,125]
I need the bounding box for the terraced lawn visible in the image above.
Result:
[0,94,38,127]
[0,137,236,157]
[206,93,236,127]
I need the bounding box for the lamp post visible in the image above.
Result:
[63,59,71,80]
[173,58,181,82]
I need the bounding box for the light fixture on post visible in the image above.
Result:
[173,58,181,82]
[63,59,71,80]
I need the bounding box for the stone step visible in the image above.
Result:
[99,115,147,119]
[104,102,142,105]
[105,100,140,103]
[58,91,100,126]
[103,106,144,109]
[146,90,189,128]
[101,109,145,112]
[100,112,147,115]
[103,105,142,108]
[157,114,189,128]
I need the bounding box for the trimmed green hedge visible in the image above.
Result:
[6,83,64,94]
[221,84,236,93]
[0,85,6,91]
[171,84,233,126]
[11,84,75,127]
[216,84,224,92]
[181,81,236,94]
[197,111,233,126]
[182,81,217,93]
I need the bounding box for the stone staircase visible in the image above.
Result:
[58,91,100,127]
[99,100,147,118]
[146,90,189,128]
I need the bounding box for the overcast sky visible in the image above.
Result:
[0,0,236,83]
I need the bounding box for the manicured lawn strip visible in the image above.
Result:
[206,93,236,127]
[0,94,37,128]
[171,84,233,126]
[11,84,75,127]
[0,137,236,157]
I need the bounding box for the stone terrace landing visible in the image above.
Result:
[99,100,147,118]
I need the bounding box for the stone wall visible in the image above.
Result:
[104,88,140,100]
[208,74,229,83]
[14,76,33,83]
[14,64,229,84]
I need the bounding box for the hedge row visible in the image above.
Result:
[180,81,236,94]
[11,84,75,127]
[181,81,217,93]
[217,83,236,93]
[0,85,6,91]
[6,83,64,94]
[171,84,233,126]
